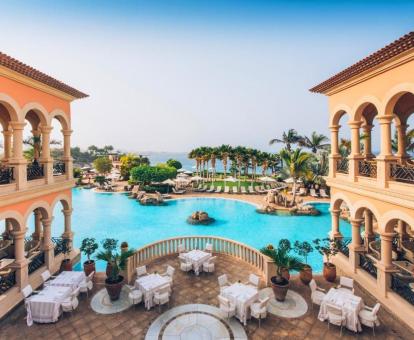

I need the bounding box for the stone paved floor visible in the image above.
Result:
[0,255,412,340]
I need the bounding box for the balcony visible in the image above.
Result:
[53,161,66,176]
[358,159,377,178]
[336,157,349,174]
[26,162,44,181]
[391,273,414,305]
[390,163,414,184]
[0,166,14,184]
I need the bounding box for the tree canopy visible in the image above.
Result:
[120,153,150,179]
[166,158,182,169]
[130,164,177,184]
[93,156,113,174]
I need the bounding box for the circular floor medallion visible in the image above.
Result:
[90,286,131,314]
[145,304,247,340]
[258,287,308,318]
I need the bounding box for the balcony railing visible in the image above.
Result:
[338,237,352,257]
[27,162,44,181]
[391,273,414,305]
[53,161,66,176]
[28,252,45,274]
[0,166,14,185]
[336,158,349,174]
[359,253,377,278]
[358,160,377,178]
[52,237,65,256]
[390,163,414,184]
[0,270,16,295]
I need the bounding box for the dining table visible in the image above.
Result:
[47,271,86,290]
[135,273,170,309]
[318,287,364,332]
[221,282,258,325]
[25,285,72,326]
[183,249,211,275]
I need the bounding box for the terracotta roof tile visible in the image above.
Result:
[0,52,88,99]
[310,32,414,93]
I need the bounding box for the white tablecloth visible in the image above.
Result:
[183,250,211,275]
[222,283,258,325]
[135,274,170,309]
[318,288,363,332]
[25,285,72,326]
[48,271,85,290]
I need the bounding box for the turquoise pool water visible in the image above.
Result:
[37,189,351,272]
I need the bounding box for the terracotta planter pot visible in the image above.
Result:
[105,275,124,301]
[270,276,290,302]
[61,259,72,271]
[83,260,96,276]
[299,266,313,285]
[323,262,336,282]
[106,263,113,277]
[281,268,290,281]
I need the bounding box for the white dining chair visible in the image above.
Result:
[245,273,260,290]
[338,276,354,293]
[41,270,56,286]
[179,257,192,272]
[161,265,175,284]
[250,297,270,327]
[309,279,326,310]
[203,256,216,273]
[126,285,143,307]
[218,295,236,320]
[358,303,381,336]
[61,287,80,316]
[205,243,213,253]
[22,284,34,301]
[178,244,186,254]
[153,284,170,312]
[136,265,147,278]
[326,303,346,336]
[218,274,230,293]
[79,271,94,297]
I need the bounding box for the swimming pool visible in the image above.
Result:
[37,189,351,272]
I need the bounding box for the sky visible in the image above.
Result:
[1,0,413,153]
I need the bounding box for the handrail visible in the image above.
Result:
[125,236,271,283]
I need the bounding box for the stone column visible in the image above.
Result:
[397,220,408,249]
[395,123,408,161]
[62,129,73,180]
[62,208,74,241]
[41,218,54,270]
[364,210,376,252]
[8,121,27,190]
[362,124,374,158]
[348,121,362,180]
[12,229,29,289]
[2,128,13,163]
[330,208,342,238]
[329,125,340,177]
[31,209,43,241]
[39,126,54,184]
[376,115,394,188]
[348,218,363,273]
[377,232,396,297]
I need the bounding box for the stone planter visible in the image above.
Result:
[105,275,124,301]
[61,259,72,271]
[270,276,290,302]
[299,265,313,285]
[323,262,336,282]
[83,260,96,276]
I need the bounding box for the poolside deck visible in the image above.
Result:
[0,254,411,339]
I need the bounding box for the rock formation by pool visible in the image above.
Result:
[187,211,215,225]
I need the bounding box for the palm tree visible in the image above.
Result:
[218,145,233,179]
[339,138,351,157]
[299,132,330,153]
[188,147,203,176]
[248,148,259,182]
[260,152,271,176]
[269,129,302,151]
[233,146,246,183]
[268,153,281,175]
[280,148,312,206]
[391,128,414,154]
[210,147,220,183]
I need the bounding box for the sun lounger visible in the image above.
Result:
[254,186,265,194]
[232,186,239,194]
[215,186,222,193]
[297,187,307,196]
[310,189,319,198]
[247,186,255,194]
[224,186,230,193]
[240,186,247,194]
[172,188,186,194]
[206,186,215,193]
[320,189,329,198]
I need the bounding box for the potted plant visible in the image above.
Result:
[120,241,129,253]
[96,239,134,301]
[294,241,314,285]
[80,238,99,275]
[313,238,340,282]
[100,238,118,277]
[261,239,303,302]
[61,238,73,271]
